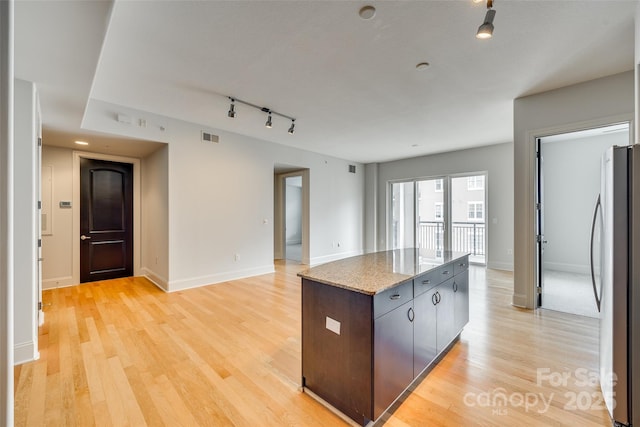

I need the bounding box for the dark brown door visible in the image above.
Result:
[80,158,133,283]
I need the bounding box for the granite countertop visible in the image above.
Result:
[298,249,468,295]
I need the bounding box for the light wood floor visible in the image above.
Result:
[14,262,610,426]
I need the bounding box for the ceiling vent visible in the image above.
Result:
[201,131,219,143]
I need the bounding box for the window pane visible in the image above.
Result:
[391,182,414,249]
[416,179,444,252]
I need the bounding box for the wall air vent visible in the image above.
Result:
[201,131,219,143]
[348,165,356,174]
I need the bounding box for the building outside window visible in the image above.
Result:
[468,201,484,221]
[435,202,443,220]
[467,175,484,191]
[435,179,443,192]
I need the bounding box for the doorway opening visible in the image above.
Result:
[284,175,303,262]
[389,173,486,265]
[536,123,630,317]
[274,167,309,264]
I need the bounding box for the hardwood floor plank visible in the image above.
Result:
[14,262,610,426]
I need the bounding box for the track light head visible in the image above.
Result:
[265,113,273,128]
[228,99,236,118]
[476,9,496,39]
[288,120,295,135]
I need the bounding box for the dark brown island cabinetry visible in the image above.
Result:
[299,250,469,426]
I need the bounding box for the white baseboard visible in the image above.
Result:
[543,262,591,275]
[14,341,39,365]
[512,292,529,308]
[309,250,363,266]
[487,261,514,272]
[42,275,75,289]
[141,268,169,292]
[167,265,275,292]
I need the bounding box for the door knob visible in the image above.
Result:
[80,235,91,241]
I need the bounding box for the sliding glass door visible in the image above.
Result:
[390,174,486,264]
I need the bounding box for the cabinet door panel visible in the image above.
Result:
[373,300,414,419]
[454,270,469,334]
[436,278,456,352]
[413,290,438,377]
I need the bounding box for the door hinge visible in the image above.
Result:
[536,235,543,243]
[38,301,42,310]
[37,200,41,210]
[37,137,42,147]
[536,203,541,210]
[38,239,42,247]
[536,287,542,294]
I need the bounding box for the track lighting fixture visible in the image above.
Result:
[476,0,496,39]
[226,96,296,134]
[228,99,236,118]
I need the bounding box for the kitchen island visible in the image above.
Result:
[298,249,469,426]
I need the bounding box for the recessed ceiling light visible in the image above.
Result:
[416,62,430,70]
[359,5,376,20]
[74,140,89,146]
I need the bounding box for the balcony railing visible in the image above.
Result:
[417,221,485,258]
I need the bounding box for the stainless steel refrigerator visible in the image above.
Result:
[591,145,639,426]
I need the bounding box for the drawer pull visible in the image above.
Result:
[407,307,415,322]
[459,262,466,267]
[422,279,431,284]
[390,294,401,300]
[453,282,458,292]
[442,270,450,275]
[432,293,438,305]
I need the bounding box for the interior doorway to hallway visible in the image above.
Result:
[274,166,310,264]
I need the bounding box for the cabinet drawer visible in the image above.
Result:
[453,256,469,276]
[414,263,454,296]
[374,280,413,319]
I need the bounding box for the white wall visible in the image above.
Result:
[13,79,38,364]
[141,145,169,288]
[0,0,14,422]
[541,132,628,274]
[513,71,634,308]
[82,99,364,290]
[41,146,73,288]
[374,142,513,271]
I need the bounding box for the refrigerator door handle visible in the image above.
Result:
[590,194,602,312]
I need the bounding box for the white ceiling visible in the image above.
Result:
[15,0,637,163]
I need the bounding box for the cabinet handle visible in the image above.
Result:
[442,270,449,275]
[422,279,430,284]
[459,263,466,267]
[436,292,441,304]
[432,293,438,305]
[453,282,458,292]
[407,307,415,322]
[390,294,401,300]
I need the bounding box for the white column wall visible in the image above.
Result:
[0,0,14,423]
[13,79,39,364]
